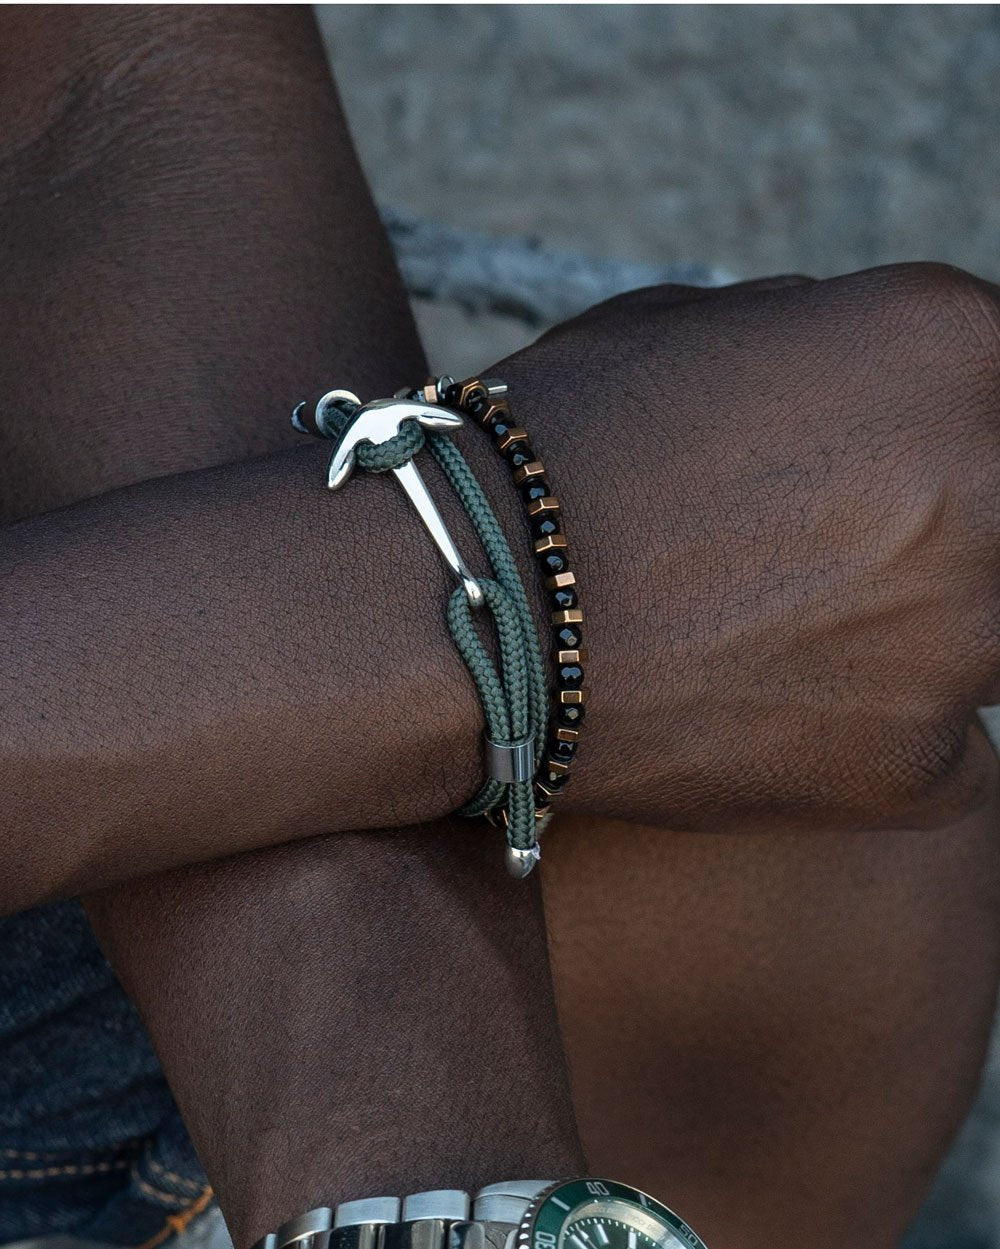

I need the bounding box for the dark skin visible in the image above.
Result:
[6,264,1000,908]
[532,273,1000,1243]
[1,8,581,1245]
[92,831,584,1246]
[545,810,1000,1249]
[4,255,1000,910]
[3,7,1000,1249]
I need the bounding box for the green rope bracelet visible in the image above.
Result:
[295,390,548,874]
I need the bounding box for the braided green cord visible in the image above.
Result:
[350,419,545,850]
[447,579,532,828]
[428,434,548,763]
[356,421,425,471]
[446,575,540,840]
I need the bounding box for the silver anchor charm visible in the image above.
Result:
[294,389,485,609]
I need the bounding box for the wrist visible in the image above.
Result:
[0,445,483,910]
[87,832,583,1249]
[483,357,669,825]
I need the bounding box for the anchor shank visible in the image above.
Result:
[392,459,484,608]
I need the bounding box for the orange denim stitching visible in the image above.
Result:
[2,1148,63,1161]
[134,1185,214,1249]
[0,1157,132,1180]
[146,1157,204,1194]
[2,1137,152,1162]
[134,1173,195,1209]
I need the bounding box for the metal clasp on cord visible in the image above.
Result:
[294,389,484,609]
[486,735,535,784]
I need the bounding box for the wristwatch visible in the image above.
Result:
[251,1178,709,1249]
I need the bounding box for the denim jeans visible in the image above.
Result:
[0,900,214,1246]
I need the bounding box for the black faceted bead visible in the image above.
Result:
[536,781,568,806]
[519,478,551,501]
[540,551,567,576]
[531,515,560,539]
[556,703,585,728]
[542,764,571,789]
[466,394,488,417]
[499,437,529,462]
[558,663,584,688]
[554,624,582,650]
[507,445,534,470]
[549,737,578,762]
[490,420,514,441]
[551,587,578,610]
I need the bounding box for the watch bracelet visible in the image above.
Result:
[252,1181,554,1249]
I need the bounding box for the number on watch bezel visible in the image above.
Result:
[517,1179,709,1249]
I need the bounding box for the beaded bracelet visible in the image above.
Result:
[293,384,549,876]
[420,375,587,825]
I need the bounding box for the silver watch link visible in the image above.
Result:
[253,1181,553,1249]
[253,1178,711,1249]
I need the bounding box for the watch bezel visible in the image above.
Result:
[515,1179,708,1249]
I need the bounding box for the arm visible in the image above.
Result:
[87,830,584,1248]
[0,436,517,909]
[0,12,582,1245]
[7,264,1000,912]
[0,4,479,912]
[6,20,1000,916]
[6,13,1000,1249]
[0,5,525,909]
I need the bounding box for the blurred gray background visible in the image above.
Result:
[315,7,1000,1247]
[318,3,1000,372]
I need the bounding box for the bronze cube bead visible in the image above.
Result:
[558,688,588,706]
[535,778,568,801]
[455,378,488,408]
[552,608,584,626]
[534,533,568,556]
[496,425,528,450]
[513,460,547,485]
[480,399,511,427]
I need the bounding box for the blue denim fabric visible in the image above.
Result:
[0,901,211,1245]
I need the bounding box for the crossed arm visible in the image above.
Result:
[6,10,1000,1249]
[0,5,492,913]
[7,16,1000,913]
[0,9,581,1245]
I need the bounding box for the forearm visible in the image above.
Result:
[0,4,472,912]
[0,442,499,911]
[0,5,420,516]
[87,829,584,1247]
[1,16,582,1246]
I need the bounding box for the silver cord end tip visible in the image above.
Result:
[505,843,541,878]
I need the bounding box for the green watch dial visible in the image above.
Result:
[520,1179,709,1249]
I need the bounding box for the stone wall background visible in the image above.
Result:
[320,4,1000,280]
[318,3,1000,370]
[314,8,1000,1246]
